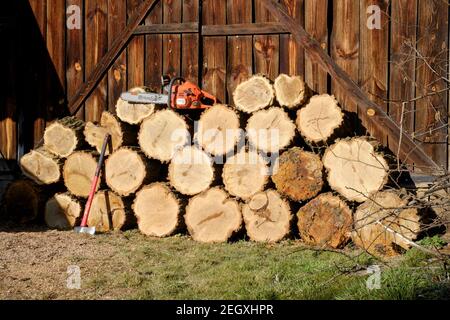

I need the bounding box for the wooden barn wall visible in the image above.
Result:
[1,0,449,172]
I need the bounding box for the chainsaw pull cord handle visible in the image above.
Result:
[80,133,111,228]
[167,77,186,109]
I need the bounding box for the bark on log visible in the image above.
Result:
[195,104,241,156]
[246,107,296,153]
[63,151,100,198]
[139,109,190,162]
[133,183,181,237]
[272,147,324,201]
[352,191,421,257]
[87,190,132,232]
[185,188,242,243]
[274,74,308,109]
[45,193,82,230]
[297,193,353,248]
[20,148,62,185]
[222,150,269,200]
[296,94,344,143]
[233,75,275,113]
[168,146,215,196]
[105,147,151,197]
[44,117,85,158]
[242,189,292,243]
[116,87,156,125]
[323,137,389,202]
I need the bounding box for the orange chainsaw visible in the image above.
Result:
[120,76,217,110]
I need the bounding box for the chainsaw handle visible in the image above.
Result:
[200,90,217,107]
[167,77,185,109]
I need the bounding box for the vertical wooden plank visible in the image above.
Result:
[279,0,304,77]
[227,0,253,104]
[330,0,359,115]
[144,0,162,92]
[182,0,199,83]
[163,0,182,78]
[67,0,85,119]
[202,0,227,103]
[128,0,145,88]
[360,0,389,146]
[85,0,108,122]
[415,0,448,169]
[254,1,279,81]
[389,0,417,153]
[305,0,328,93]
[108,0,127,111]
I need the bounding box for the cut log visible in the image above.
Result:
[185,188,242,243]
[352,191,421,257]
[246,107,296,153]
[274,74,308,109]
[45,193,82,230]
[168,146,214,196]
[44,117,85,158]
[20,148,61,185]
[87,190,131,232]
[323,137,389,202]
[116,87,156,125]
[84,122,110,152]
[105,147,150,197]
[222,150,269,200]
[139,109,190,162]
[272,147,324,201]
[63,151,100,198]
[297,193,353,248]
[296,94,344,143]
[133,183,181,237]
[242,189,292,243]
[233,75,275,113]
[195,104,241,156]
[2,179,48,223]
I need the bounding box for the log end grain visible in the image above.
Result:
[88,190,130,232]
[45,193,82,230]
[20,149,61,185]
[116,87,155,125]
[233,75,275,113]
[63,151,100,198]
[274,74,308,109]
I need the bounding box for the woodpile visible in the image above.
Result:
[3,73,428,258]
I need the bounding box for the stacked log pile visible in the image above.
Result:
[1,75,425,257]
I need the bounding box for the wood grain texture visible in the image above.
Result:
[279,0,304,77]
[227,0,253,104]
[145,0,163,92]
[415,0,448,168]
[202,0,227,103]
[85,0,108,122]
[305,0,328,93]
[128,0,145,88]
[163,0,182,78]
[182,0,199,83]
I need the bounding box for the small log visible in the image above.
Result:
[20,148,62,185]
[233,75,275,113]
[272,147,324,201]
[242,189,292,243]
[105,147,150,197]
[116,87,156,125]
[274,74,308,109]
[222,150,269,200]
[296,94,344,143]
[87,190,132,232]
[246,107,296,153]
[45,193,82,230]
[139,109,190,162]
[44,116,85,158]
[63,151,100,198]
[133,183,181,237]
[185,188,242,243]
[168,146,215,196]
[297,193,353,248]
[195,104,241,156]
[323,137,389,202]
[352,191,421,257]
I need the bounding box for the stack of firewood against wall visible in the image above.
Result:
[1,73,425,258]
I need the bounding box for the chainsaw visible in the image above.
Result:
[120,76,217,110]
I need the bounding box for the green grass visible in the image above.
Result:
[84,232,450,300]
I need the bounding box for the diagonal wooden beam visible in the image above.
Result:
[68,0,160,116]
[261,0,443,174]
